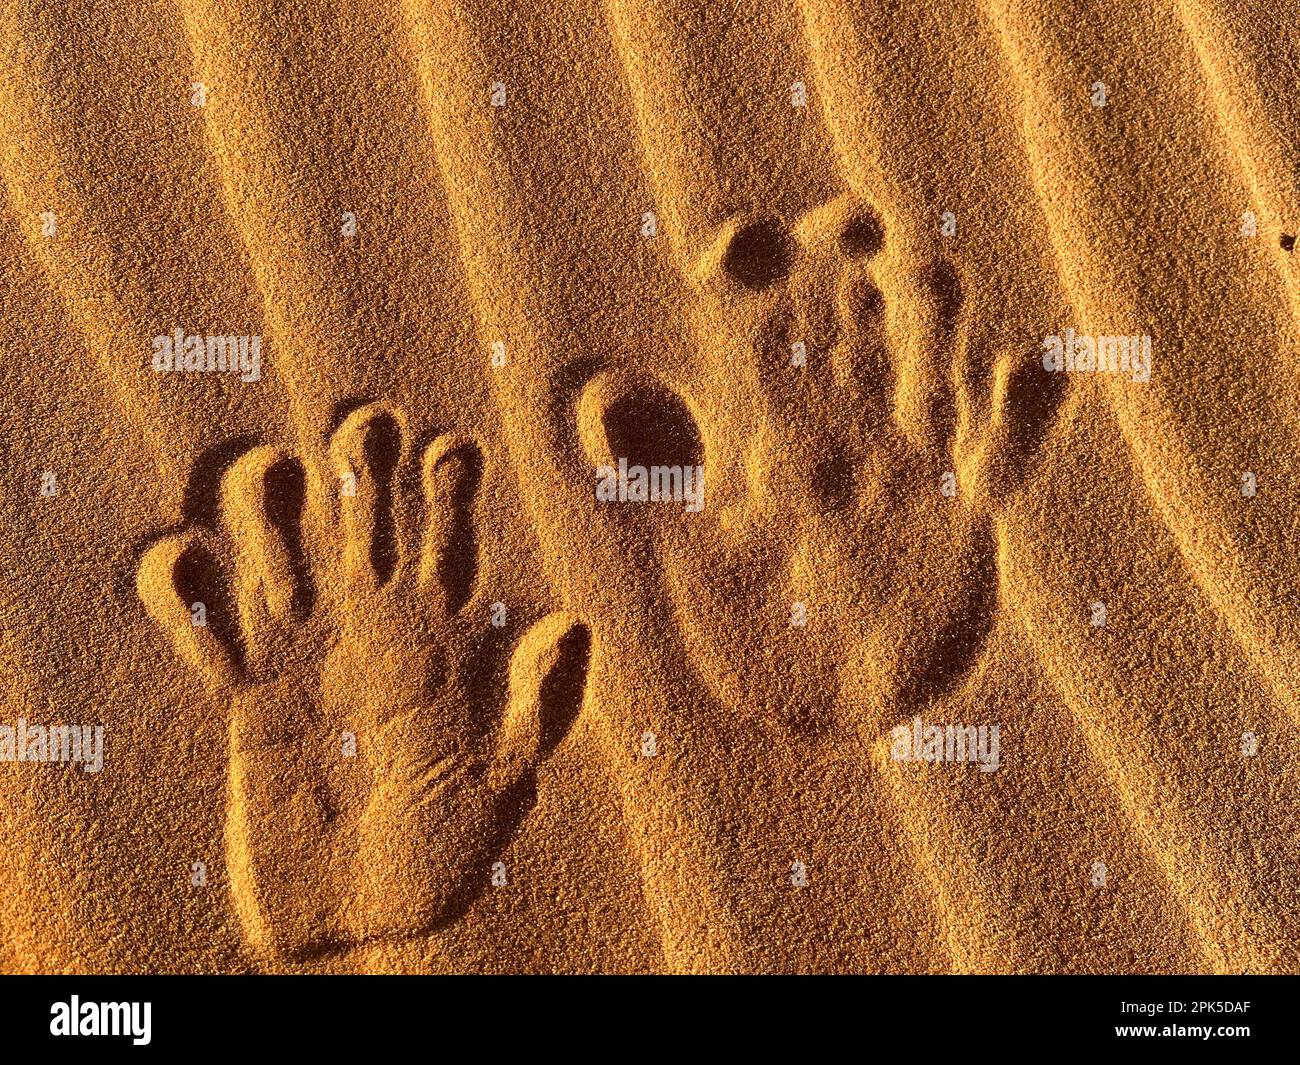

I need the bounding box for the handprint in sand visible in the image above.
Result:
[576,194,1045,732]
[136,403,592,957]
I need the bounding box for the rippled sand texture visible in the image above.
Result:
[0,0,1297,973]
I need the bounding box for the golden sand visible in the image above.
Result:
[0,0,1296,973]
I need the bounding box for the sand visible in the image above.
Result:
[0,0,1296,974]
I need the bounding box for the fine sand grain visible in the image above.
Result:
[0,0,1296,973]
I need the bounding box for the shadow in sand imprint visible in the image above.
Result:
[723,217,795,289]
[329,398,403,585]
[600,379,704,471]
[426,437,482,614]
[262,454,314,618]
[182,435,262,527]
[170,537,245,674]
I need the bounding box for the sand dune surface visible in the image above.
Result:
[0,0,1296,973]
